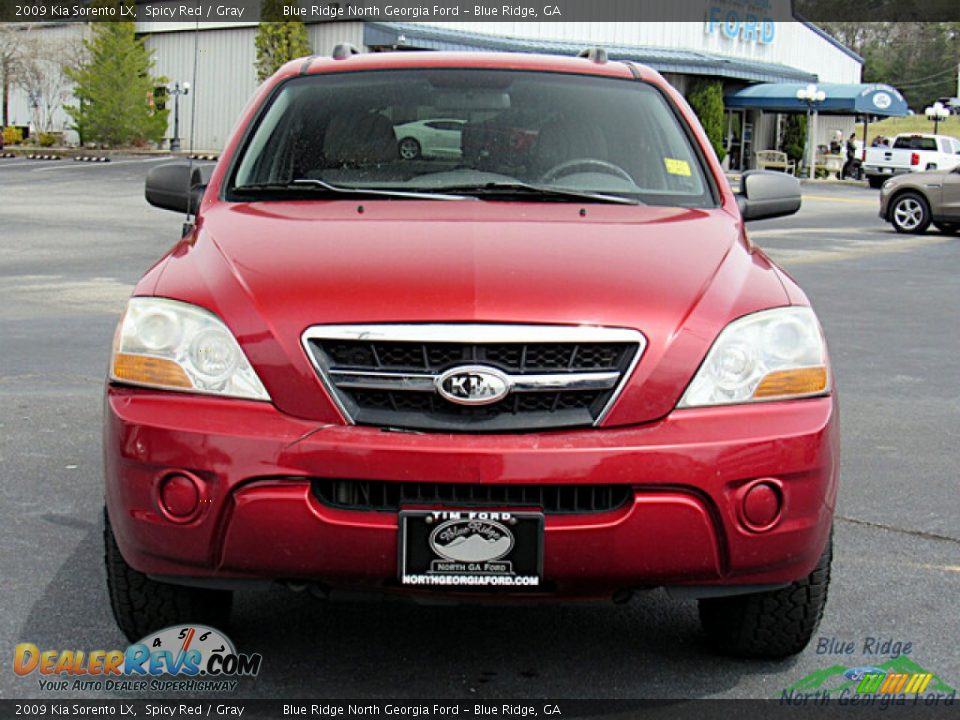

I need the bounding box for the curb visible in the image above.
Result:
[799,179,869,187]
[74,156,111,162]
[0,148,221,160]
[25,153,62,160]
[725,173,868,188]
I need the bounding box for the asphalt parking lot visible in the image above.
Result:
[1,156,958,701]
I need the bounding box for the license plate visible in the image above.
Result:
[399,509,543,588]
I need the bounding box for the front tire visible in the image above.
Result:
[398,137,421,160]
[890,192,932,234]
[698,534,832,658]
[104,508,232,642]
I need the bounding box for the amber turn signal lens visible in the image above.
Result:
[112,353,192,389]
[752,366,828,399]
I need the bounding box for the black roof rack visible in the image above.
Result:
[332,43,361,60]
[577,47,608,64]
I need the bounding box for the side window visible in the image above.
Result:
[895,137,937,151]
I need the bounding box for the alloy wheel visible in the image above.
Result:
[891,195,930,234]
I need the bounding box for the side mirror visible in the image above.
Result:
[145,162,213,214]
[736,170,802,222]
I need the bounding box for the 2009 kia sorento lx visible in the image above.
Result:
[104,49,838,658]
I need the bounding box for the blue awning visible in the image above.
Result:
[363,22,817,84]
[725,82,908,116]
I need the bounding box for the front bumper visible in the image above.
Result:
[104,388,838,598]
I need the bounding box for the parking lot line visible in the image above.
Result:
[30,156,175,172]
[802,194,877,205]
[0,160,69,168]
[768,234,953,267]
[749,226,870,237]
[844,558,960,575]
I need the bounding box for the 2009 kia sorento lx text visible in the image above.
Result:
[104,49,838,658]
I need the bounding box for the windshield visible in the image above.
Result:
[893,136,938,151]
[229,68,714,207]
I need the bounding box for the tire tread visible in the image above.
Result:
[104,509,232,642]
[698,535,832,658]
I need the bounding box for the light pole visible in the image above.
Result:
[796,83,826,180]
[169,81,190,152]
[924,102,949,135]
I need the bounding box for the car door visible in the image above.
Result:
[943,137,960,172]
[424,120,463,158]
[939,166,960,219]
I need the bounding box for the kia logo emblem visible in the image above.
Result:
[435,365,511,406]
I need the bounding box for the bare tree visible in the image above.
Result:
[0,22,29,128]
[14,33,84,136]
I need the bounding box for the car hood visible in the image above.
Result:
[150,200,790,425]
[888,169,954,188]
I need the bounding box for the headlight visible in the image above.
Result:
[678,306,829,408]
[110,297,270,401]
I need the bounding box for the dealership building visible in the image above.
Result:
[8,8,885,169]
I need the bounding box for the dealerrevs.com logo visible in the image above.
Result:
[14,625,261,693]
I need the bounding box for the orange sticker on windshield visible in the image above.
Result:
[664,158,691,176]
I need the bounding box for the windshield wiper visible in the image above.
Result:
[430,182,641,205]
[231,178,469,201]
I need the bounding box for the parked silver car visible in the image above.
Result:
[879,167,960,234]
[393,118,465,160]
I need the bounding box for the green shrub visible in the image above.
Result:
[3,126,23,145]
[782,114,807,164]
[255,0,312,82]
[38,132,58,147]
[686,79,727,163]
[65,13,169,146]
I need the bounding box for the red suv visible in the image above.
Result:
[104,49,837,658]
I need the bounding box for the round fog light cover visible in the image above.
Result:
[159,473,200,520]
[741,481,782,530]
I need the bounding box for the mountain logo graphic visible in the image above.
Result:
[429,519,514,563]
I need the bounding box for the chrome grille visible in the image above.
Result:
[302,324,645,432]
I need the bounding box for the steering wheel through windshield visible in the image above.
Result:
[539,158,634,185]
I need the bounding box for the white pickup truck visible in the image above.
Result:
[863,134,960,188]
